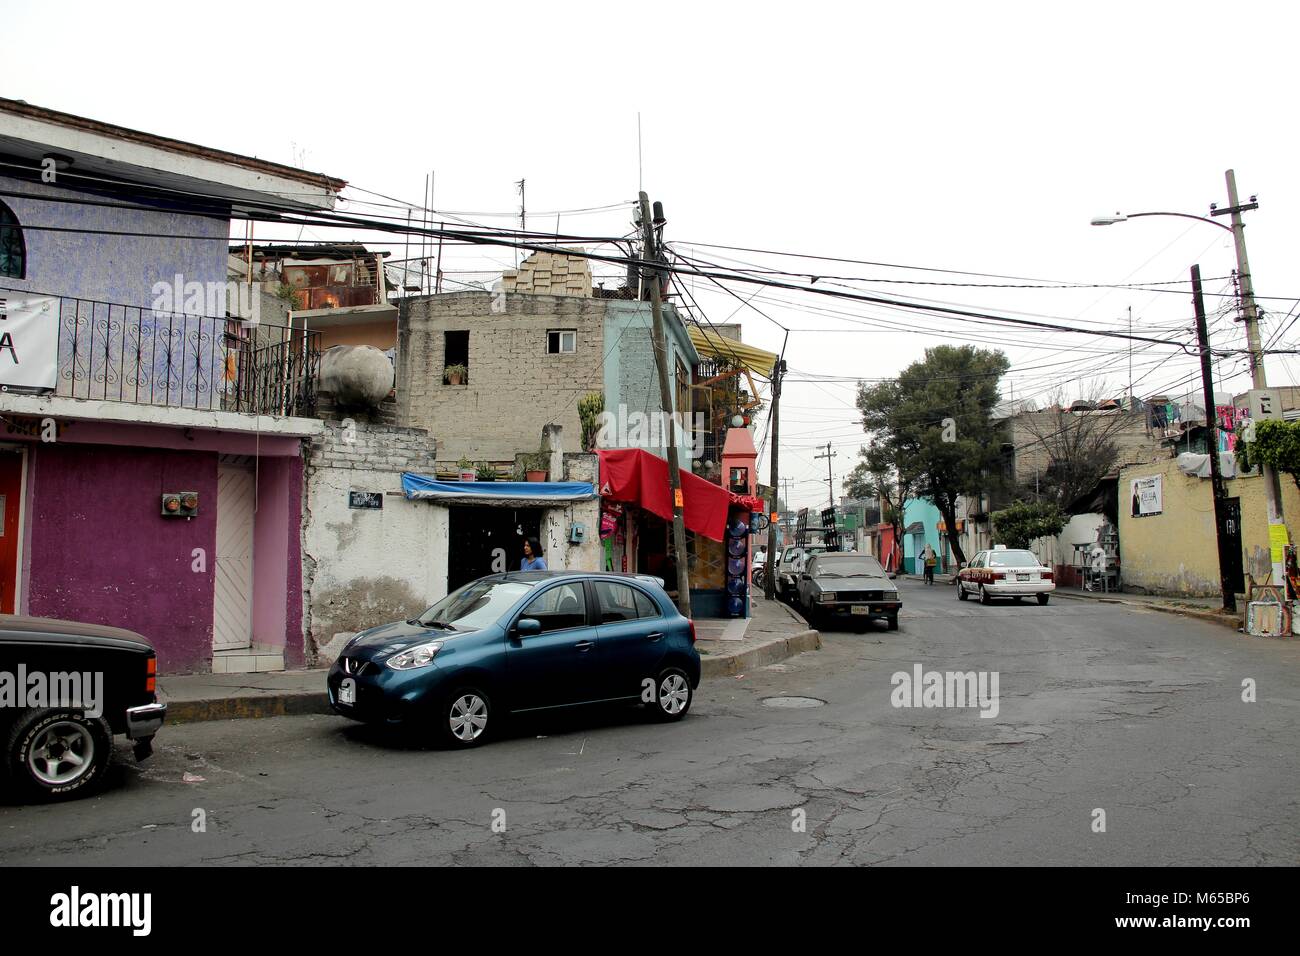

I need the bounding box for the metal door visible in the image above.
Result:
[1221,497,1245,594]
[213,464,255,651]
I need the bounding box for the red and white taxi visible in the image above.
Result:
[957,547,1055,605]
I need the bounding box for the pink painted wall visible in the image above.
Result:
[25,443,219,673]
[253,456,305,666]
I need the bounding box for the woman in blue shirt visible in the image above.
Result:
[521,537,547,571]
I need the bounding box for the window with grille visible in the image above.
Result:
[0,202,24,279]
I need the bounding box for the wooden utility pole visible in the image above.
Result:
[638,191,691,615]
[814,442,837,509]
[1192,265,1237,614]
[763,344,787,600]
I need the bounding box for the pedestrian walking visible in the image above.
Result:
[923,544,937,585]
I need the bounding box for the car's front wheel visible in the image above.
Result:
[957,581,969,601]
[3,709,112,801]
[438,687,492,747]
[648,668,692,722]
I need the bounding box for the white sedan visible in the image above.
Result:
[957,548,1055,605]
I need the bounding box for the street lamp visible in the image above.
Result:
[1091,210,1233,233]
[1092,170,1282,607]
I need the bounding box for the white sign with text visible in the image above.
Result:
[0,293,59,389]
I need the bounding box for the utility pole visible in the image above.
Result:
[814,442,837,509]
[1127,305,1133,406]
[1193,264,1237,614]
[638,191,691,616]
[1212,169,1285,583]
[764,347,787,600]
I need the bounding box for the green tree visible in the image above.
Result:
[991,500,1066,549]
[1237,418,1300,487]
[857,345,1010,565]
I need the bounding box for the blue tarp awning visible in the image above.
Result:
[401,473,596,504]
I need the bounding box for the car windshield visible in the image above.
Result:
[813,557,885,578]
[417,579,535,630]
[988,551,1039,568]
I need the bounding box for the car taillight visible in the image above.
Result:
[1042,570,1054,581]
[146,655,157,694]
[993,572,1007,581]
[688,620,697,644]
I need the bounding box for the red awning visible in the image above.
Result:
[597,448,742,541]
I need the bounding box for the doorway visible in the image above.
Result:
[1220,496,1245,594]
[447,506,542,592]
[213,463,255,651]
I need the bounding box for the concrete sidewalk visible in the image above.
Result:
[159,597,820,723]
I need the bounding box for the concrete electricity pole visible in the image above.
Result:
[638,191,691,615]
[763,349,786,600]
[1212,170,1285,583]
[1192,264,1237,614]
[814,442,837,510]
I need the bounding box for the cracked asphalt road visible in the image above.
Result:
[2,581,1297,866]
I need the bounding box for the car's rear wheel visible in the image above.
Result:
[979,585,993,605]
[438,687,492,747]
[957,581,969,601]
[4,709,112,801]
[1037,593,1050,606]
[648,668,692,722]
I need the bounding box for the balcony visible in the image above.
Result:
[4,291,320,417]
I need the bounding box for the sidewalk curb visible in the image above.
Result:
[701,629,823,679]
[1053,590,1242,631]
[165,692,333,724]
[166,622,825,721]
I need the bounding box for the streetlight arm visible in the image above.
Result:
[1109,211,1234,234]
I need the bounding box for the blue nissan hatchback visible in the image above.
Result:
[326,571,701,747]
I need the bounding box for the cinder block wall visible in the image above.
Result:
[396,291,608,462]
[302,420,441,659]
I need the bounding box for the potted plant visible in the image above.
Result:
[457,455,476,481]
[521,450,550,482]
[475,461,497,482]
[444,363,467,386]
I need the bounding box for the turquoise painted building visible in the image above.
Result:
[901,498,944,574]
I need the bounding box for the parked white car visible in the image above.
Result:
[956,547,1055,605]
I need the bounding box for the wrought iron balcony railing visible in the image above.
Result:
[2,290,320,417]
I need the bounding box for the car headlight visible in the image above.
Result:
[819,592,837,602]
[385,641,444,670]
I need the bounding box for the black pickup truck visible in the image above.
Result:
[0,615,166,801]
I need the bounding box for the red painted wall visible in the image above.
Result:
[26,443,218,673]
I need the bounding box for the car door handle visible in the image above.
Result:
[647,632,664,642]
[574,640,594,651]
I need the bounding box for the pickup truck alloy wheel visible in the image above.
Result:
[5,710,112,800]
[650,668,692,721]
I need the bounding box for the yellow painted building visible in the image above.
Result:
[1118,456,1300,596]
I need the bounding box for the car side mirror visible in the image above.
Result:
[959,562,968,570]
[515,618,542,637]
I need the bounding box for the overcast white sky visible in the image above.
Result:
[4,1,1297,511]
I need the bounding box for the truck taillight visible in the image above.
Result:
[146,655,157,693]
[688,620,697,644]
